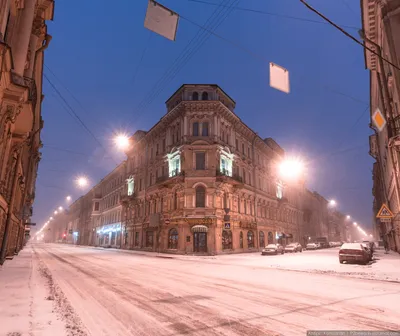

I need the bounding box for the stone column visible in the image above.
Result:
[24,32,38,78]
[183,115,188,137]
[11,0,36,76]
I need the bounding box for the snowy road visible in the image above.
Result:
[30,243,400,336]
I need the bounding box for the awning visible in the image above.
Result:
[191,225,208,233]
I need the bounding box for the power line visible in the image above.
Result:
[127,0,240,128]
[42,145,89,156]
[185,0,359,30]
[299,0,400,72]
[43,74,119,165]
[131,31,153,87]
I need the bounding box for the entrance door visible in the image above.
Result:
[193,232,207,253]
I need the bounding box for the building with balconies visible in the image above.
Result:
[0,0,54,263]
[361,0,400,251]
[121,84,305,255]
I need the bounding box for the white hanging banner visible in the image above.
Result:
[269,62,290,94]
[144,0,179,41]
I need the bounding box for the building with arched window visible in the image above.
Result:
[54,84,343,256]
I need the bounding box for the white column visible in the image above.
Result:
[11,0,36,76]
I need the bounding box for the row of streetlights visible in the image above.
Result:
[328,199,373,239]
[35,134,131,239]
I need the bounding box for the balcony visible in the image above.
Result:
[216,169,243,186]
[120,193,136,205]
[156,170,184,187]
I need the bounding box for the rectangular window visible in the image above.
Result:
[242,143,245,154]
[162,139,166,152]
[248,148,251,158]
[242,168,246,183]
[202,122,209,136]
[196,152,206,170]
[135,232,139,246]
[193,122,199,136]
[236,139,239,149]
[156,144,159,155]
[146,231,154,248]
[94,202,99,211]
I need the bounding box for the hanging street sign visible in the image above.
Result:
[376,204,393,218]
[372,108,386,132]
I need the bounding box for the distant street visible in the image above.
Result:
[24,244,400,336]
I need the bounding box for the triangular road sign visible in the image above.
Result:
[376,204,394,218]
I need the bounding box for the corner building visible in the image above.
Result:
[122,84,304,255]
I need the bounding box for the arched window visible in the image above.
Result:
[195,186,206,207]
[259,231,265,248]
[247,231,254,248]
[222,230,232,249]
[192,92,199,100]
[240,231,243,248]
[168,229,178,249]
[268,231,273,244]
[202,92,208,100]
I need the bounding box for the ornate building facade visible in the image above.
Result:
[362,0,400,251]
[0,0,54,264]
[121,84,306,255]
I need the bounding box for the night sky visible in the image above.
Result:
[32,0,373,234]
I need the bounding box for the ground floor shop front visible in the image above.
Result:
[123,217,298,255]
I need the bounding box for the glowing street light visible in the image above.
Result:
[66,196,71,201]
[353,222,357,226]
[329,199,336,207]
[114,134,130,150]
[54,210,58,215]
[346,215,351,219]
[278,157,305,181]
[76,176,89,188]
[49,217,53,221]
[58,206,63,211]
[369,234,373,238]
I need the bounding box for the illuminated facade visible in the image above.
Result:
[0,0,54,263]
[361,0,400,251]
[121,84,306,255]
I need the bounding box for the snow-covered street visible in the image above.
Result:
[1,244,400,336]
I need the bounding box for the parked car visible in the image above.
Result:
[306,243,318,250]
[361,243,373,261]
[284,243,303,253]
[362,240,375,253]
[339,243,370,265]
[261,244,284,255]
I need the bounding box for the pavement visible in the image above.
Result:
[1,243,399,336]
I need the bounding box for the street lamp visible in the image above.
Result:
[353,222,357,226]
[66,196,71,201]
[54,210,58,215]
[278,157,305,181]
[58,206,63,211]
[49,217,53,221]
[329,199,336,207]
[114,134,130,150]
[346,215,351,219]
[76,176,89,188]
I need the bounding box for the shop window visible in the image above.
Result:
[168,229,179,249]
[240,231,243,248]
[196,186,206,207]
[259,231,265,248]
[202,122,209,136]
[146,231,154,248]
[135,232,139,246]
[268,231,273,244]
[247,231,254,248]
[202,92,208,100]
[196,152,206,170]
[193,122,199,136]
[222,230,232,249]
[192,92,199,100]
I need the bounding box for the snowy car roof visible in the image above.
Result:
[340,243,363,250]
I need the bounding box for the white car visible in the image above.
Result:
[306,243,318,250]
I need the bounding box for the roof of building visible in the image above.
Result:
[165,84,236,104]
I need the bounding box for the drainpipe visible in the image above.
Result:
[141,141,149,249]
[251,132,258,248]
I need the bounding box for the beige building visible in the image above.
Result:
[0,0,54,263]
[120,84,312,255]
[361,0,400,251]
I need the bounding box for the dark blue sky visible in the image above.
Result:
[33,0,373,233]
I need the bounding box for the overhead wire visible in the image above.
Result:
[127,0,240,128]
[43,74,119,166]
[185,0,360,30]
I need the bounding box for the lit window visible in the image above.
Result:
[168,151,181,177]
[247,231,254,248]
[126,176,134,196]
[259,231,265,248]
[276,181,283,199]
[168,229,178,249]
[222,230,232,249]
[220,154,233,176]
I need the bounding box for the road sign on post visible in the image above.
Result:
[376,204,394,219]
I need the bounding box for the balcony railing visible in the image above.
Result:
[156,170,184,185]
[216,169,243,183]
